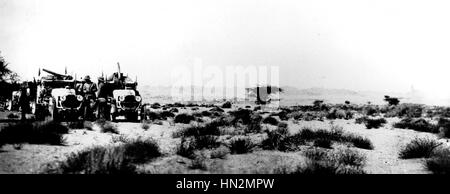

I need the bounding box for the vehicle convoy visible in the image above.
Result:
[32,68,84,121]
[98,63,143,121]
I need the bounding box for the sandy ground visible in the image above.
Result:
[1,109,449,174]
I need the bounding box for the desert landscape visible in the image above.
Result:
[1,90,450,174]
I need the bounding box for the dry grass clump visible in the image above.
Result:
[42,137,161,174]
[399,137,442,159]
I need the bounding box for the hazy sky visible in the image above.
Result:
[2,0,450,99]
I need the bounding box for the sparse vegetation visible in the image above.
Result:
[43,137,160,174]
[356,116,387,129]
[393,118,439,133]
[0,121,68,147]
[285,148,366,174]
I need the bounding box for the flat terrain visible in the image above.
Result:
[1,105,448,174]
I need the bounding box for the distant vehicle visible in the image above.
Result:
[33,68,84,121]
[100,63,143,122]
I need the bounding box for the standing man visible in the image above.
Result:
[19,86,29,120]
[81,75,97,121]
[96,76,109,120]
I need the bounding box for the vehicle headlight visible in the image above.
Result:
[61,96,66,101]
[77,95,83,101]
[119,96,125,101]
[135,96,142,102]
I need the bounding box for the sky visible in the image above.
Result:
[2,0,450,100]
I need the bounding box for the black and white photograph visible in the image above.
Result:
[1,0,450,184]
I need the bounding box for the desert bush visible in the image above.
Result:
[331,148,366,167]
[314,138,332,149]
[437,118,450,138]
[245,114,263,133]
[189,152,208,170]
[210,106,224,112]
[385,103,423,118]
[194,135,220,149]
[357,117,387,129]
[174,113,196,124]
[173,120,223,138]
[294,126,374,150]
[346,135,374,150]
[210,145,230,159]
[229,108,254,125]
[262,116,279,125]
[221,101,232,108]
[363,106,379,116]
[95,119,118,134]
[393,118,439,133]
[399,137,442,159]
[229,137,255,154]
[426,148,450,174]
[46,146,137,174]
[261,125,292,151]
[45,138,160,174]
[151,103,161,109]
[296,148,366,174]
[0,121,68,146]
[160,111,175,119]
[121,138,161,164]
[169,108,179,113]
[176,137,197,159]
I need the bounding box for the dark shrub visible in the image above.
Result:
[261,125,292,151]
[44,138,160,174]
[437,118,450,138]
[151,103,161,109]
[174,113,195,124]
[364,117,387,129]
[160,111,175,119]
[194,135,220,149]
[314,138,332,149]
[331,148,366,167]
[399,138,441,159]
[347,135,374,150]
[393,118,439,133]
[229,108,254,125]
[229,137,255,154]
[122,138,161,164]
[245,114,262,133]
[221,101,232,108]
[46,146,137,174]
[176,137,197,159]
[262,116,279,125]
[169,108,179,113]
[173,120,224,138]
[0,121,68,146]
[210,106,224,113]
[385,104,423,118]
[426,149,450,174]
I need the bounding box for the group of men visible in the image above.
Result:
[76,75,110,120]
